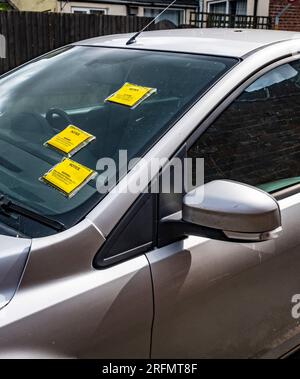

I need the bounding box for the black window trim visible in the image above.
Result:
[93,191,158,268]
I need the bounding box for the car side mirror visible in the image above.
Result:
[182,180,282,242]
[158,180,282,246]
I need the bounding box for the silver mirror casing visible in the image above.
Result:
[183,180,282,241]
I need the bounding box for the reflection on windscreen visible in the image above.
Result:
[0,45,237,235]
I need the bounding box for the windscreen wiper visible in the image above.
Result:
[0,195,65,232]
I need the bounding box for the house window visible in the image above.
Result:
[128,6,139,16]
[209,1,227,14]
[71,7,107,15]
[231,0,247,15]
[208,0,247,15]
[144,8,184,26]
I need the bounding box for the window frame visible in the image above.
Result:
[143,6,185,25]
[208,0,228,14]
[71,7,107,15]
[207,0,247,15]
[185,53,300,201]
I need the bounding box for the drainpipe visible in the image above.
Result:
[199,0,204,12]
[253,0,258,16]
[198,0,204,27]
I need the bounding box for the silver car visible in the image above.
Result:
[1,28,300,359]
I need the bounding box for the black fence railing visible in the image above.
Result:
[190,12,272,30]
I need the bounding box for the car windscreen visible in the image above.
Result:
[0,45,237,236]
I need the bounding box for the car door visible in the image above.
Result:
[147,57,300,359]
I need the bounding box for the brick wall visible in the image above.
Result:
[269,0,300,31]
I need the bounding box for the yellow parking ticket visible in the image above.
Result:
[106,82,156,108]
[45,125,95,157]
[41,158,96,198]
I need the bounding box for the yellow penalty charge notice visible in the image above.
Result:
[41,158,96,198]
[106,82,157,108]
[45,125,95,157]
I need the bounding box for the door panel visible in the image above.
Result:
[147,57,300,359]
[148,194,300,358]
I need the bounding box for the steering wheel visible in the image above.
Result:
[46,108,72,130]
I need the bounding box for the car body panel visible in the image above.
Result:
[75,29,300,58]
[0,220,153,358]
[0,236,31,310]
[147,194,300,358]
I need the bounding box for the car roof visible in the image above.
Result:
[74,28,300,58]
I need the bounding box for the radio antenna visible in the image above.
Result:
[126,0,177,46]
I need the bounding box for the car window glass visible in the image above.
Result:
[188,60,300,194]
[0,46,236,236]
